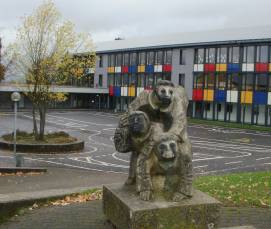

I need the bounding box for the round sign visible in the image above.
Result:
[11,92,21,102]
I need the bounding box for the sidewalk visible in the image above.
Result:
[0,200,270,229]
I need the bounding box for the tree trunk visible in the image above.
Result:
[39,104,47,140]
[32,104,39,140]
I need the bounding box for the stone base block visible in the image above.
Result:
[103,183,221,229]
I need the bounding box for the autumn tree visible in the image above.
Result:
[10,0,95,140]
[0,38,13,82]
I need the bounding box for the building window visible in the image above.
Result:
[179,74,185,87]
[226,104,233,113]
[242,73,254,91]
[217,103,222,112]
[130,74,136,86]
[195,49,204,64]
[123,53,129,66]
[242,46,255,63]
[147,51,155,65]
[139,52,146,65]
[99,56,103,67]
[108,74,114,87]
[205,74,215,89]
[130,52,137,65]
[216,47,227,63]
[229,47,240,63]
[255,74,267,92]
[155,51,163,65]
[227,73,240,90]
[205,48,216,64]
[205,103,211,111]
[146,74,154,88]
[108,54,115,67]
[137,74,145,87]
[179,49,183,65]
[114,74,122,86]
[164,50,172,64]
[116,53,122,66]
[122,74,129,86]
[216,74,226,90]
[256,45,268,63]
[193,73,204,88]
[99,74,103,87]
[154,74,163,84]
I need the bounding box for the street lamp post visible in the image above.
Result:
[11,92,23,167]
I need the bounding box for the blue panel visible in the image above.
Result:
[129,65,137,73]
[114,86,121,97]
[227,64,240,73]
[214,90,226,102]
[146,65,154,73]
[253,92,267,105]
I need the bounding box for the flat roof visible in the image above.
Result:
[95,26,271,53]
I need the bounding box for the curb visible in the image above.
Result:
[0,167,47,173]
[0,186,100,223]
[0,140,84,153]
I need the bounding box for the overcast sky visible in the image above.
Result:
[0,0,271,47]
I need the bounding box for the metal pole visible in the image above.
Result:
[14,101,22,167]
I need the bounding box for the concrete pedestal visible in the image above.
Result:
[103,183,221,229]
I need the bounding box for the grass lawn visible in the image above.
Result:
[188,118,271,132]
[194,171,271,208]
[1,130,77,144]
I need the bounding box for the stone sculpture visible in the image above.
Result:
[114,80,193,201]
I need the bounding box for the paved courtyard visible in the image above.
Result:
[1,110,271,175]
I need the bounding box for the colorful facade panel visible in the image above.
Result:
[122,66,129,73]
[203,89,214,101]
[193,89,203,101]
[154,65,163,72]
[121,87,128,96]
[241,91,253,104]
[128,86,136,97]
[204,64,215,73]
[193,64,204,72]
[107,67,115,73]
[146,65,154,73]
[137,87,144,96]
[226,90,238,103]
[114,86,121,97]
[163,64,172,72]
[109,86,114,96]
[115,66,121,73]
[227,64,240,73]
[255,63,268,72]
[214,90,226,102]
[129,66,137,73]
[268,92,271,105]
[137,65,145,73]
[242,63,254,72]
[253,92,267,105]
[216,64,227,72]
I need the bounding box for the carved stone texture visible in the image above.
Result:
[103,183,221,229]
[113,80,193,201]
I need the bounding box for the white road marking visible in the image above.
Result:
[112,152,130,163]
[256,157,271,161]
[194,165,208,168]
[225,161,243,165]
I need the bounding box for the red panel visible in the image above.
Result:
[145,86,153,91]
[163,64,172,72]
[109,86,114,96]
[122,66,129,73]
[192,89,203,101]
[255,63,268,72]
[204,64,215,73]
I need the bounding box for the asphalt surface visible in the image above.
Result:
[1,110,271,176]
[1,201,270,229]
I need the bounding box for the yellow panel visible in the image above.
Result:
[269,63,271,72]
[216,64,227,72]
[203,89,214,101]
[107,67,111,73]
[137,66,141,72]
[241,91,253,104]
[130,86,136,97]
[137,65,145,73]
[128,87,131,96]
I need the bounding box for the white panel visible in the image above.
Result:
[115,66,121,73]
[193,65,198,72]
[121,87,125,96]
[227,90,238,103]
[268,92,271,105]
[242,63,247,72]
[246,64,254,72]
[140,87,144,94]
[154,65,158,72]
[198,64,204,72]
[124,86,128,96]
[157,65,162,72]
